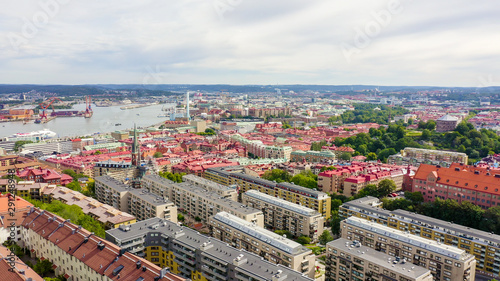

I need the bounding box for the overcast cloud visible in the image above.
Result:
[0,0,499,86]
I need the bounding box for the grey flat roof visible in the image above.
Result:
[230,173,328,199]
[328,238,431,279]
[213,212,309,255]
[106,218,312,281]
[142,174,176,187]
[391,209,500,246]
[128,189,172,206]
[244,190,319,217]
[344,217,470,260]
[95,175,130,192]
[175,182,262,215]
[340,197,392,217]
[182,174,236,192]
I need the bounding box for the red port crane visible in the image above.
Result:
[84,96,93,118]
[38,97,63,120]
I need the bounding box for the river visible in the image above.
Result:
[0,103,172,138]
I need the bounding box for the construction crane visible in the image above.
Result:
[84,96,93,118]
[38,97,63,120]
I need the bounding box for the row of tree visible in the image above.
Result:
[159,171,186,183]
[328,104,408,125]
[382,196,500,235]
[26,198,106,238]
[261,169,318,189]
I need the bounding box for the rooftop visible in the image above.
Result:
[344,217,470,260]
[328,238,431,279]
[106,218,312,281]
[212,212,310,255]
[244,190,319,216]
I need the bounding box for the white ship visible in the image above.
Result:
[5,129,57,142]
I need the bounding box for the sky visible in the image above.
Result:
[1,0,499,87]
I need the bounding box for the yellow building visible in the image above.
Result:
[340,196,500,279]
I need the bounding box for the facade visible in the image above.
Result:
[94,175,178,223]
[242,190,324,241]
[388,147,468,167]
[209,212,315,278]
[436,115,460,132]
[249,107,292,118]
[411,163,500,209]
[342,170,404,197]
[341,217,476,281]
[93,160,139,181]
[203,166,244,185]
[228,173,331,219]
[182,174,238,201]
[141,174,264,226]
[20,208,185,281]
[230,135,293,160]
[290,150,336,163]
[339,196,500,279]
[17,167,73,185]
[42,185,137,229]
[14,181,49,200]
[326,238,434,281]
[106,217,313,281]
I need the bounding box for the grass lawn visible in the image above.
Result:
[406,130,422,137]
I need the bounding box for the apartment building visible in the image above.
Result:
[341,217,476,281]
[228,173,331,219]
[14,181,49,200]
[342,169,404,197]
[339,196,500,279]
[94,175,177,223]
[20,208,185,281]
[242,190,324,241]
[42,185,136,229]
[290,150,336,163]
[182,174,238,200]
[141,174,263,225]
[106,217,313,281]
[229,135,293,160]
[127,188,177,222]
[411,163,500,209]
[93,160,138,181]
[388,147,468,167]
[209,212,315,277]
[203,166,244,185]
[326,238,434,281]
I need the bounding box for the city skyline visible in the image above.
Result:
[1,1,499,86]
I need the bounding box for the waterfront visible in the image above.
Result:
[0,103,170,139]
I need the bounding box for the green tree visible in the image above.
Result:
[177,214,185,222]
[34,259,54,277]
[366,152,377,161]
[339,152,352,161]
[319,230,334,245]
[377,179,397,197]
[275,230,294,238]
[153,152,163,158]
[421,129,431,141]
[296,236,311,245]
[14,140,34,151]
[65,180,82,192]
[261,169,292,183]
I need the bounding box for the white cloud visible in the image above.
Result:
[0,0,499,86]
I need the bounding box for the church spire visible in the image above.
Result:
[131,124,139,166]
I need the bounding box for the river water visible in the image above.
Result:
[0,103,172,138]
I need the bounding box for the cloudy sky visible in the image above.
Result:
[1,0,499,86]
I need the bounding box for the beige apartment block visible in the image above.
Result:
[341,217,476,281]
[141,174,263,225]
[181,174,238,200]
[326,238,434,281]
[242,189,324,242]
[209,212,315,278]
